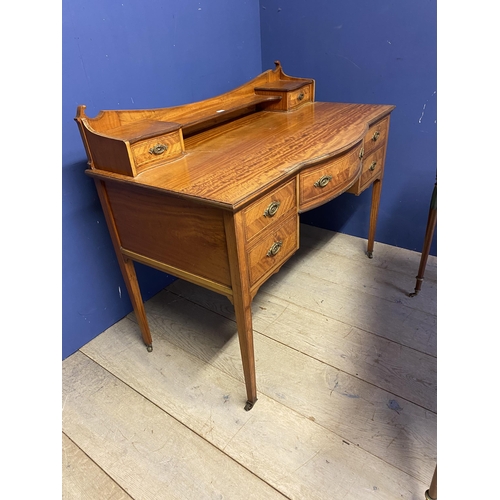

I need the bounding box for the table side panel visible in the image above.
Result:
[104,182,232,287]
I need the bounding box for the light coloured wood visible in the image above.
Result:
[62,433,133,500]
[168,278,436,412]
[63,352,288,500]
[289,226,437,315]
[128,290,436,483]
[78,316,431,498]
[298,224,437,292]
[262,263,436,355]
[65,232,436,499]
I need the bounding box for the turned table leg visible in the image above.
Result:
[410,182,437,297]
[367,178,383,258]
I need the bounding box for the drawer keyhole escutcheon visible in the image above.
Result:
[263,201,281,218]
[267,241,283,257]
[372,131,380,142]
[149,144,168,155]
[297,92,305,101]
[359,147,364,159]
[369,161,377,171]
[314,175,333,188]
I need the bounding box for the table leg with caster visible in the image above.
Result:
[425,465,437,500]
[409,182,437,297]
[367,178,383,259]
[94,179,153,352]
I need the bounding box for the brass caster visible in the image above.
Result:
[146,345,153,353]
[409,290,419,298]
[367,251,373,259]
[244,400,256,411]
[424,489,436,500]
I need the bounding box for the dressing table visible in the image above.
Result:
[75,62,395,410]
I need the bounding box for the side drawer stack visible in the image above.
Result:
[242,178,299,292]
[348,115,391,195]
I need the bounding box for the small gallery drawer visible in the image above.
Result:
[131,130,184,173]
[299,142,363,211]
[254,81,313,111]
[247,214,298,286]
[363,116,390,156]
[243,178,297,242]
[286,83,313,109]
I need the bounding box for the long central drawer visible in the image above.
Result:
[298,142,363,212]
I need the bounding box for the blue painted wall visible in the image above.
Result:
[260,0,437,255]
[63,0,436,359]
[62,0,262,359]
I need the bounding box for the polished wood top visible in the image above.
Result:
[86,101,394,210]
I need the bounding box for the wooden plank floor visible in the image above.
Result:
[62,224,437,500]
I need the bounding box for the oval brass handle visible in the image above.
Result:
[149,143,168,155]
[359,147,364,159]
[314,175,332,188]
[369,161,377,171]
[263,201,281,218]
[372,131,380,142]
[267,240,283,257]
[297,92,305,101]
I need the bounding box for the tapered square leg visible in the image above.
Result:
[94,180,153,350]
[367,178,383,258]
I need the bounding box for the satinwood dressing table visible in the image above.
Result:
[75,62,395,410]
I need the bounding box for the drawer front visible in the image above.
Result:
[243,179,297,242]
[299,143,363,211]
[247,214,298,286]
[363,116,389,156]
[287,83,313,109]
[255,82,313,111]
[359,147,385,189]
[131,130,184,173]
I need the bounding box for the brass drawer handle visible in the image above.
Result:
[297,92,305,101]
[314,175,332,188]
[372,131,380,142]
[267,240,283,257]
[149,143,168,155]
[369,161,377,171]
[263,201,281,218]
[359,147,364,159]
